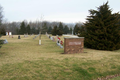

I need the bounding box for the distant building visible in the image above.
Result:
[6,31,12,36]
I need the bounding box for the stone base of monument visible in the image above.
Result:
[64,37,84,54]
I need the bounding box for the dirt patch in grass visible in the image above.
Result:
[97,74,120,80]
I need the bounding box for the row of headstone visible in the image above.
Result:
[24,34,28,38]
[8,35,13,38]
[18,34,30,39]
[46,32,55,42]
[50,36,56,42]
[46,32,63,48]
[33,34,39,39]
[56,35,63,48]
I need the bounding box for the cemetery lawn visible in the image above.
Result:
[0,35,120,80]
[111,76,120,80]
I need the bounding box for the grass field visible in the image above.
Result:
[111,76,120,80]
[0,35,120,80]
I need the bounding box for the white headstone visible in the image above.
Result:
[51,37,53,40]
[6,32,8,35]
[9,32,12,35]
[60,45,63,48]
[4,39,8,44]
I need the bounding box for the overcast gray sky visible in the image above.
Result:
[0,0,120,23]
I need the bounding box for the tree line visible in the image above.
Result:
[17,21,81,35]
[1,20,83,35]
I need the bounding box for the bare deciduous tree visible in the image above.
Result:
[0,5,3,25]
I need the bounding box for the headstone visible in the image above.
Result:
[33,36,36,39]
[51,37,53,40]
[18,35,20,39]
[57,42,60,46]
[53,37,55,42]
[49,36,51,38]
[60,45,63,48]
[64,37,84,54]
[57,40,59,43]
[4,39,8,44]
[56,40,63,48]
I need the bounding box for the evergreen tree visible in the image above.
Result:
[69,27,73,34]
[73,24,80,35]
[63,25,69,34]
[58,22,64,34]
[0,35,3,48]
[0,27,4,48]
[26,25,31,34]
[47,26,52,34]
[0,27,6,35]
[0,5,4,48]
[31,27,36,34]
[117,14,120,30]
[16,28,19,35]
[51,26,57,35]
[51,25,63,36]
[19,21,26,34]
[79,2,120,51]
[78,25,86,36]
[42,22,48,34]
[57,28,63,36]
[0,31,3,48]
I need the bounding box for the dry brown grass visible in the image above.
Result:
[0,35,120,80]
